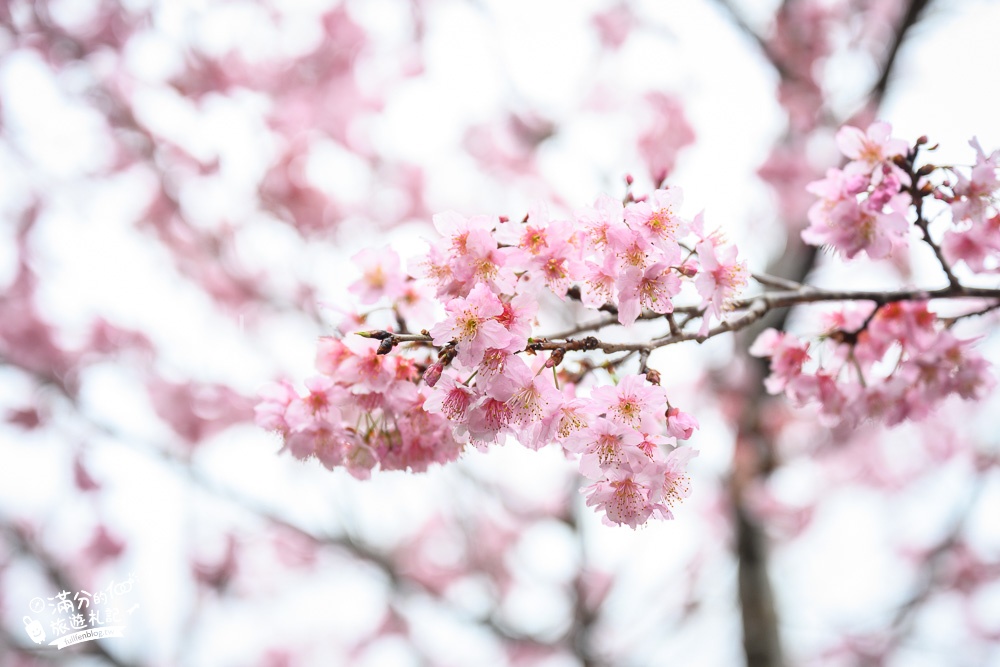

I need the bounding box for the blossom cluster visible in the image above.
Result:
[256,186,749,527]
[802,121,912,259]
[940,138,1000,272]
[752,123,1000,427]
[751,300,994,429]
[254,336,464,479]
[257,122,1000,526]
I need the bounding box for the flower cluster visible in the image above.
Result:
[940,139,1000,273]
[258,124,1000,527]
[802,121,912,259]
[257,186,746,527]
[758,123,1000,428]
[752,301,994,429]
[255,336,464,479]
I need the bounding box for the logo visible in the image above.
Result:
[22,573,139,650]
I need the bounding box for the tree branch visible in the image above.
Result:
[362,283,1000,361]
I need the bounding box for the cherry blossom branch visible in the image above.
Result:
[941,301,1000,326]
[869,0,934,101]
[359,283,1000,363]
[751,272,807,291]
[897,143,963,290]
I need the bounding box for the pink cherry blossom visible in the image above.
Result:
[349,247,406,304]
[665,407,699,440]
[836,121,908,175]
[658,445,698,513]
[466,396,514,447]
[624,187,686,252]
[750,329,811,394]
[637,95,696,185]
[567,417,645,479]
[580,256,619,309]
[694,239,749,334]
[802,189,910,260]
[576,194,625,253]
[429,283,512,367]
[496,356,562,428]
[254,380,299,436]
[948,138,1000,223]
[424,371,477,424]
[589,374,667,431]
[530,396,591,449]
[616,261,681,326]
[583,463,664,528]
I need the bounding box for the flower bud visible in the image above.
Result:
[545,348,565,368]
[666,407,698,440]
[422,362,444,387]
[677,262,698,278]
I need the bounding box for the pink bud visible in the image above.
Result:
[422,362,444,387]
[666,407,698,440]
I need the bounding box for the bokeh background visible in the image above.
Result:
[2,1,1000,665]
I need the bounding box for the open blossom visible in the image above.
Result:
[589,374,667,431]
[348,247,405,304]
[455,227,517,295]
[576,193,625,253]
[750,329,810,394]
[337,337,396,394]
[837,121,908,175]
[529,238,584,299]
[495,292,538,353]
[865,301,938,353]
[285,424,352,469]
[624,187,686,251]
[433,210,496,256]
[616,261,681,326]
[466,396,514,447]
[803,188,910,260]
[567,418,645,479]
[694,239,748,334]
[942,214,1000,273]
[495,356,562,427]
[580,255,618,308]
[284,376,346,430]
[638,94,696,185]
[424,371,477,424]
[657,445,698,516]
[948,138,1000,223]
[607,223,656,273]
[429,283,512,367]
[584,463,664,528]
[410,243,458,298]
[254,380,298,435]
[530,396,591,449]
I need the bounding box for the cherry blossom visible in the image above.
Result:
[429,283,512,367]
[836,121,909,175]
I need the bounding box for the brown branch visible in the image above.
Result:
[869,0,935,102]
[362,283,1000,361]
